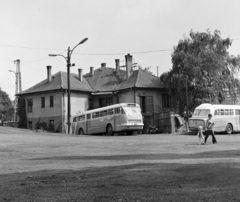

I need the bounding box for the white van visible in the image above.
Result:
[189,103,240,134]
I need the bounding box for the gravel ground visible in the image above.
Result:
[0,126,240,201]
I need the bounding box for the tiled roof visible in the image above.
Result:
[18,71,94,95]
[18,67,164,96]
[84,67,123,92]
[85,67,164,91]
[135,69,164,88]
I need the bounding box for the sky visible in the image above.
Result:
[0,0,240,100]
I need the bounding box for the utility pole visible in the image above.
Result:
[9,59,22,122]
[49,38,88,134]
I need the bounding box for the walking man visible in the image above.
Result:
[204,113,217,144]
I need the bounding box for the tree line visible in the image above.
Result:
[160,29,240,116]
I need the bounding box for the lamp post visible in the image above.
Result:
[49,38,88,134]
[8,70,18,121]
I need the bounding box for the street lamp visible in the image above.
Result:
[49,38,88,134]
[8,70,18,121]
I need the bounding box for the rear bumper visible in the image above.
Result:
[119,123,143,131]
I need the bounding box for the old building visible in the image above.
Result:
[18,54,171,133]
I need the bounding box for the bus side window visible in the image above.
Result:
[214,110,217,115]
[79,115,85,121]
[92,112,99,118]
[115,108,120,114]
[99,110,107,117]
[103,110,107,116]
[73,117,77,122]
[108,109,114,115]
[87,114,91,120]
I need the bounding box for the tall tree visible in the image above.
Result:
[161,30,240,115]
[17,97,27,128]
[0,88,14,121]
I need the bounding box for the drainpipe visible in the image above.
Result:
[133,88,136,103]
[62,91,65,133]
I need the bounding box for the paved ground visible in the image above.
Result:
[0,126,240,201]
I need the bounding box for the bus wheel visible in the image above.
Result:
[79,128,84,135]
[106,124,113,136]
[225,124,233,134]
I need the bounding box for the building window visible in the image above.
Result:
[162,94,171,108]
[50,96,54,107]
[99,97,113,107]
[139,96,153,113]
[89,98,93,110]
[27,99,33,112]
[41,97,45,108]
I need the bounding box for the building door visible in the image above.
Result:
[140,96,153,113]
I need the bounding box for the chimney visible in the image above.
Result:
[78,68,83,81]
[90,67,94,77]
[47,66,52,82]
[125,53,133,79]
[115,59,120,75]
[101,63,106,68]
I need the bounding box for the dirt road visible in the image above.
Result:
[0,126,240,201]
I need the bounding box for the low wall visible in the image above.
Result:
[3,121,18,128]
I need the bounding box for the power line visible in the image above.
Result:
[0,43,66,51]
[73,49,172,56]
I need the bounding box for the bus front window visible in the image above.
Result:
[122,107,141,116]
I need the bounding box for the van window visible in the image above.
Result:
[235,110,240,115]
[193,109,210,116]
[225,109,233,115]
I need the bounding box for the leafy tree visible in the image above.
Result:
[0,88,14,121]
[17,97,27,128]
[161,29,240,115]
[138,65,154,76]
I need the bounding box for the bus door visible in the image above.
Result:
[86,114,91,135]
[99,110,108,133]
[235,109,240,131]
[91,112,100,134]
[114,107,122,132]
[107,108,114,131]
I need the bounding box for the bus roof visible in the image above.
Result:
[196,103,240,110]
[75,103,140,116]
